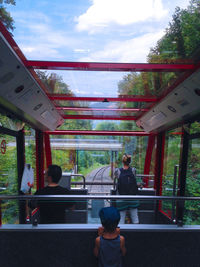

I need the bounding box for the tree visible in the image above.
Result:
[95,121,119,131]
[0,0,16,32]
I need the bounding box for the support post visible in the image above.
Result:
[143,135,155,187]
[154,132,165,222]
[44,133,52,168]
[111,151,114,179]
[36,130,44,190]
[176,128,189,224]
[17,129,25,224]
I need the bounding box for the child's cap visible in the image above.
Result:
[99,207,120,224]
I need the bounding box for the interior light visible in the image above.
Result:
[15,85,24,93]
[41,110,56,123]
[167,105,176,113]
[146,112,167,127]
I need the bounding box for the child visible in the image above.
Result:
[94,207,126,267]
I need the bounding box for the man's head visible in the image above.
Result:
[99,207,120,233]
[122,154,131,166]
[45,165,62,184]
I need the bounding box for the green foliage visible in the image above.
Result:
[79,162,106,178]
[0,0,15,32]
[95,121,119,131]
[0,140,18,224]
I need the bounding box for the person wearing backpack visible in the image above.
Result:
[115,154,139,224]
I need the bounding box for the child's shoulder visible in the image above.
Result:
[120,235,125,241]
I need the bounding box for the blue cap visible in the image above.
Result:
[99,207,120,224]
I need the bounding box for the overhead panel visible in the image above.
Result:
[0,32,64,130]
[136,69,200,132]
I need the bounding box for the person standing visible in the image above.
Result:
[115,154,139,224]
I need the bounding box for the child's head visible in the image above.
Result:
[99,207,120,233]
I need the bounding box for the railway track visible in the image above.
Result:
[86,165,113,194]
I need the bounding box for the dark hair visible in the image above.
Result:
[47,165,62,183]
[122,154,131,166]
[99,207,120,233]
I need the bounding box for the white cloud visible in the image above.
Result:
[13,11,79,59]
[79,30,164,63]
[76,0,168,33]
[20,44,62,59]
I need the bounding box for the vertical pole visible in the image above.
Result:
[0,200,2,226]
[172,165,178,221]
[154,132,165,221]
[143,135,155,187]
[44,133,52,168]
[111,151,114,179]
[17,129,25,224]
[176,129,189,225]
[36,130,44,190]
[77,150,79,173]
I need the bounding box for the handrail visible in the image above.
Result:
[70,174,86,189]
[0,195,200,201]
[71,182,115,186]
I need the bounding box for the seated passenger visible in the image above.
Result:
[31,164,74,224]
[94,207,126,266]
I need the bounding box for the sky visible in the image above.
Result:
[6,0,190,97]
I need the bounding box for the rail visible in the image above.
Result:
[0,195,199,201]
[70,173,154,188]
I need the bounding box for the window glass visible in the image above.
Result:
[0,113,24,131]
[49,134,148,189]
[161,129,182,218]
[184,137,200,224]
[24,127,36,193]
[0,133,18,224]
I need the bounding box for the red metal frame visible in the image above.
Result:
[0,200,1,226]
[143,135,156,187]
[49,94,158,102]
[45,130,152,136]
[44,133,52,168]
[62,114,137,120]
[25,60,196,72]
[154,133,165,211]
[159,209,171,220]
[36,130,44,190]
[56,107,148,112]
[0,21,26,61]
[159,134,165,211]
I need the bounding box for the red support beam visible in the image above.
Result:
[49,94,158,102]
[62,114,137,120]
[0,20,26,61]
[56,106,148,112]
[45,130,152,136]
[0,200,1,226]
[143,135,156,187]
[36,130,44,190]
[25,60,196,72]
[154,132,165,213]
[44,133,52,168]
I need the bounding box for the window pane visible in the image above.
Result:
[0,133,18,224]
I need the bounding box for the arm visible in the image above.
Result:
[120,235,126,256]
[93,237,100,257]
[98,226,104,236]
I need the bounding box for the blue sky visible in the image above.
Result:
[6,0,190,97]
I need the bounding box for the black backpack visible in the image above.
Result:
[117,167,138,195]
